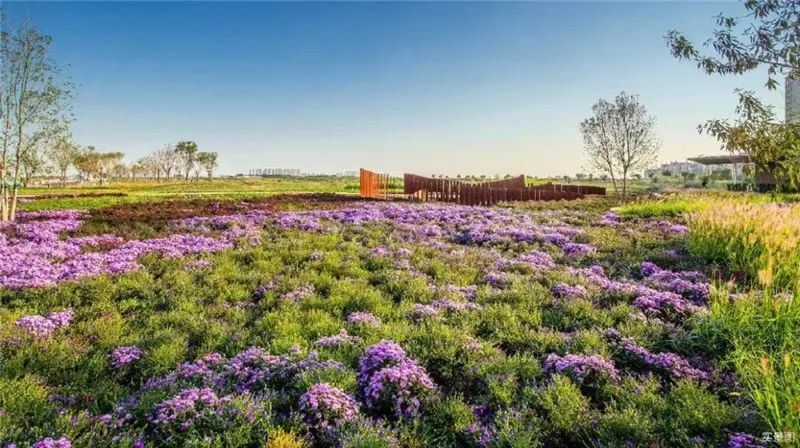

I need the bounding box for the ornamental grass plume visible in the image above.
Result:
[686,199,800,290]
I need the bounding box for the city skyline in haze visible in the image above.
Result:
[3,1,785,177]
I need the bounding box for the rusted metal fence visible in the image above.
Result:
[403,174,604,206]
[360,168,391,199]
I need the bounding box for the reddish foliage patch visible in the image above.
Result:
[22,192,128,201]
[76,193,370,239]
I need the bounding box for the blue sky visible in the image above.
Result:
[4,1,783,176]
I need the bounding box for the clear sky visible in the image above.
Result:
[3,1,784,177]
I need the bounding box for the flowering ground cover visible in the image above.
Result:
[0,194,793,447]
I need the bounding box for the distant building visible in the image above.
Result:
[644,161,706,178]
[248,168,303,176]
[786,76,800,123]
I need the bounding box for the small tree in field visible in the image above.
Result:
[50,135,77,187]
[580,92,660,197]
[196,151,218,180]
[175,140,198,180]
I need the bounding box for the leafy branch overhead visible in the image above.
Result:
[666,0,800,90]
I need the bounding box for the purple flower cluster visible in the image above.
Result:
[298,383,359,428]
[544,353,620,383]
[551,283,589,300]
[111,346,143,369]
[514,250,555,270]
[315,330,362,348]
[357,340,408,386]
[640,262,709,303]
[357,342,435,417]
[281,285,315,303]
[728,433,766,448]
[0,211,272,288]
[15,308,73,338]
[363,359,436,418]
[484,271,510,288]
[309,250,325,261]
[150,387,223,427]
[632,292,699,321]
[600,211,621,225]
[562,242,596,257]
[408,304,439,320]
[368,246,390,258]
[605,329,709,382]
[655,220,688,235]
[31,438,72,448]
[346,311,381,327]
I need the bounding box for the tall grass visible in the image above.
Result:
[687,201,800,290]
[700,290,800,436]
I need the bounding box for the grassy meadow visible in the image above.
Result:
[0,179,796,448]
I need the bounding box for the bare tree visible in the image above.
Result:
[580,92,660,197]
[154,145,180,181]
[0,19,72,220]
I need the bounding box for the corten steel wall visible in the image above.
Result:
[360,168,391,199]
[403,174,604,206]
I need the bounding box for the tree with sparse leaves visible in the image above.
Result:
[50,135,77,187]
[175,140,199,181]
[666,0,800,90]
[196,151,218,180]
[666,0,800,187]
[580,92,660,197]
[0,19,72,220]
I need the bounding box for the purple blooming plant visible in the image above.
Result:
[315,330,362,348]
[551,283,589,300]
[484,271,510,288]
[280,285,315,303]
[15,308,73,338]
[544,353,620,384]
[357,340,409,387]
[632,292,700,321]
[727,432,766,448]
[298,383,360,429]
[150,387,224,428]
[605,329,710,383]
[111,346,143,369]
[562,242,596,258]
[407,304,439,320]
[640,262,709,303]
[363,359,436,418]
[346,311,380,327]
[31,438,72,448]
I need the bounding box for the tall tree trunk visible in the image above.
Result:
[9,163,21,221]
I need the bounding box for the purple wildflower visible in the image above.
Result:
[551,283,588,299]
[31,438,71,448]
[346,311,380,327]
[315,330,362,348]
[562,242,596,257]
[111,346,143,369]
[298,383,359,428]
[544,353,620,383]
[363,359,436,418]
[358,340,408,386]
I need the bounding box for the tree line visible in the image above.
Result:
[0,16,220,221]
[51,139,218,186]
